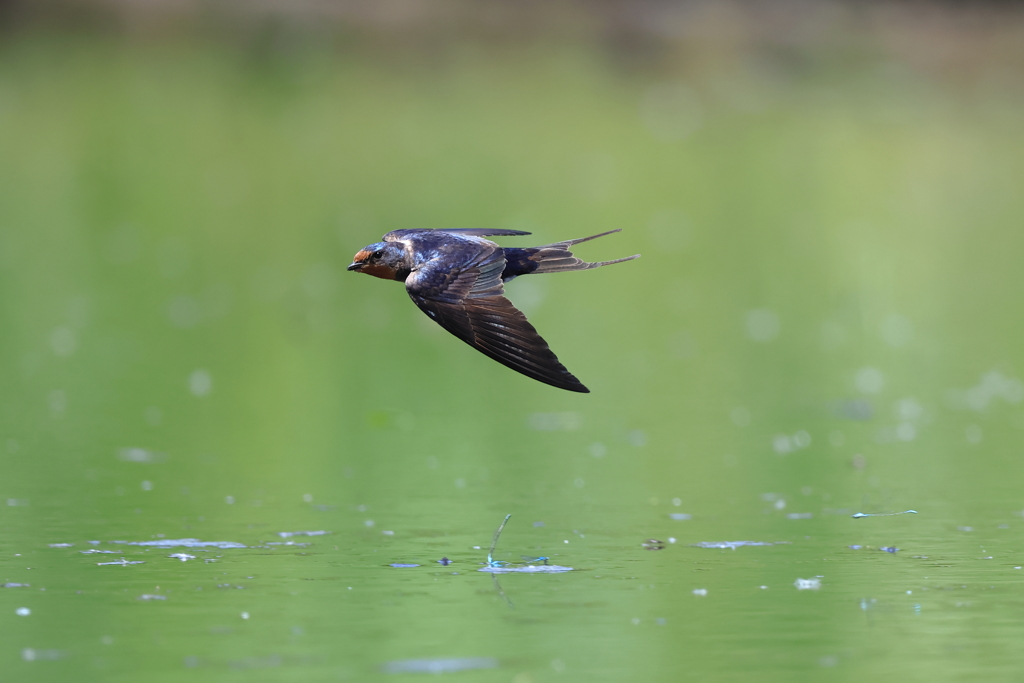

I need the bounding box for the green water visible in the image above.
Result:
[2,31,1024,682]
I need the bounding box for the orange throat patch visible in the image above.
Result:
[357,262,398,280]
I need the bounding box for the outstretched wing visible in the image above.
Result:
[405,243,588,393]
[384,228,530,242]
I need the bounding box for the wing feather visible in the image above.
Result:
[405,243,588,392]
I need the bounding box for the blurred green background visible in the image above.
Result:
[2,1,1024,681]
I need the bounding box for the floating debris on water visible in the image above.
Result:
[80,549,118,554]
[437,557,451,566]
[118,447,166,463]
[22,648,65,661]
[794,577,822,590]
[264,542,311,547]
[389,563,420,568]
[478,564,573,574]
[168,553,196,562]
[138,594,167,601]
[97,559,145,566]
[851,510,917,519]
[476,513,574,573]
[669,513,692,521]
[642,539,666,550]
[787,513,813,519]
[277,530,329,538]
[3,583,30,588]
[382,657,498,675]
[692,541,790,549]
[121,539,246,549]
[48,543,74,548]
[15,607,31,616]
[692,588,708,596]
[880,546,899,554]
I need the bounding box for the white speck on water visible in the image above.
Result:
[302,494,313,502]
[895,422,917,441]
[627,429,647,447]
[855,367,885,394]
[745,308,780,342]
[880,314,914,348]
[119,448,163,463]
[225,496,234,505]
[50,326,77,357]
[278,530,328,538]
[672,498,682,506]
[241,612,249,620]
[169,553,196,561]
[669,513,691,520]
[668,537,677,543]
[895,397,924,421]
[527,412,582,431]
[382,530,394,536]
[773,430,811,454]
[794,577,821,590]
[141,481,152,491]
[631,618,641,625]
[189,369,212,397]
[15,607,30,616]
[730,406,751,427]
[364,520,375,527]
[692,588,708,596]
[774,499,787,510]
[589,442,606,458]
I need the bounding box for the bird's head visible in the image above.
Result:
[347,242,407,280]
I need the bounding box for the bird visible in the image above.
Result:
[347,228,639,393]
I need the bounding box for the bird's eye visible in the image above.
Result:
[373,250,384,260]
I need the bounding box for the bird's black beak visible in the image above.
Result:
[347,261,364,271]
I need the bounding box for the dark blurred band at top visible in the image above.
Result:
[4,0,1024,73]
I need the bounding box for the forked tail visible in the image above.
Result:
[501,229,640,281]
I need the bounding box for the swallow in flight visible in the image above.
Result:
[347,228,639,393]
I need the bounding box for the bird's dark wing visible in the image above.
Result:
[384,228,530,241]
[405,243,588,393]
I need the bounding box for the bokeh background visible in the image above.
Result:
[3,1,1024,681]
